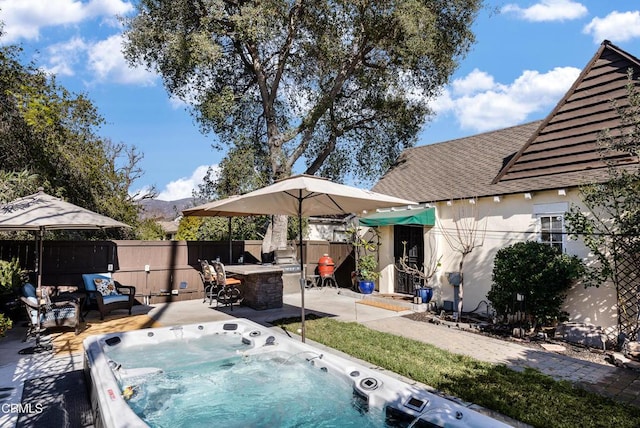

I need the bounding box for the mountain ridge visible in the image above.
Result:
[138,197,196,220]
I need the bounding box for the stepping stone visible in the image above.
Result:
[541,343,566,352]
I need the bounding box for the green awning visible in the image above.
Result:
[359,207,435,227]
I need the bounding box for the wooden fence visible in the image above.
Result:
[1,239,354,304]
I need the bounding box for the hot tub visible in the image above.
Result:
[83,319,515,427]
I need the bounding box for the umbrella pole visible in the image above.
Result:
[35,228,43,342]
[299,198,306,342]
[228,217,232,264]
[20,228,52,354]
[35,228,51,351]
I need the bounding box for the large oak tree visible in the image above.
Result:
[123,0,481,248]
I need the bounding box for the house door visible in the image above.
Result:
[394,225,424,294]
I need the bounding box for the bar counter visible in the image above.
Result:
[225,264,284,310]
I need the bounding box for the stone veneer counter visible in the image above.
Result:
[225,264,284,310]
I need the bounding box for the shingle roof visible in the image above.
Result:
[373,41,640,204]
[372,121,542,203]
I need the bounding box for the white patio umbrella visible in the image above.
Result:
[183,174,417,341]
[0,190,130,351]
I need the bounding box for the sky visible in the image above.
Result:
[0,0,639,201]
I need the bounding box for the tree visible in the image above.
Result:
[0,39,150,237]
[440,198,486,321]
[488,241,584,330]
[176,216,203,241]
[138,218,167,240]
[565,70,640,340]
[123,0,482,250]
[396,237,441,288]
[0,170,39,203]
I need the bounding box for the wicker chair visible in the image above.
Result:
[20,283,80,340]
[81,273,136,320]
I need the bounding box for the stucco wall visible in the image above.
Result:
[376,188,618,336]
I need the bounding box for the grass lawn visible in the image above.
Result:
[274,316,640,428]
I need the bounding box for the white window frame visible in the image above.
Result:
[533,203,568,253]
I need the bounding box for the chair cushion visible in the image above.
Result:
[22,283,37,299]
[82,273,111,292]
[94,278,119,296]
[43,306,76,323]
[102,295,130,304]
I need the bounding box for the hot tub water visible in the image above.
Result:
[84,319,515,428]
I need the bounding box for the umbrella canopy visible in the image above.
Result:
[0,191,130,231]
[184,174,417,341]
[183,174,417,218]
[0,190,130,284]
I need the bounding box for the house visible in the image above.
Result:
[368,40,640,339]
[307,216,351,242]
[157,219,179,240]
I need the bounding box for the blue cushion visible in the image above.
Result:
[103,295,130,304]
[82,273,111,292]
[22,283,37,299]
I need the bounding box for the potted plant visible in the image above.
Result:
[356,254,380,294]
[347,226,381,294]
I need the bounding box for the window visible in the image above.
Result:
[539,214,564,253]
[533,203,568,253]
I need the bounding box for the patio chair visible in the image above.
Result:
[81,273,136,320]
[20,282,80,341]
[210,261,242,310]
[199,259,218,305]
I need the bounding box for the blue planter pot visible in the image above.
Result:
[358,280,375,294]
[416,287,433,303]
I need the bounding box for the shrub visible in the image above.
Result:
[0,313,12,336]
[0,259,22,295]
[488,241,585,329]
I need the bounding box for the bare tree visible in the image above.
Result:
[440,198,486,321]
[396,235,441,289]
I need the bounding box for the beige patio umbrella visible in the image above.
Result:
[0,190,130,352]
[183,174,417,341]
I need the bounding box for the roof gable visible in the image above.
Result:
[373,41,640,204]
[372,121,541,202]
[493,40,640,185]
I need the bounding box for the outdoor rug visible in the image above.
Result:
[53,314,161,356]
[356,299,409,312]
[16,369,93,428]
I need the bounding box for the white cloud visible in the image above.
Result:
[451,69,497,96]
[431,66,581,132]
[0,0,133,42]
[169,95,189,110]
[157,165,219,201]
[87,34,156,85]
[38,33,156,86]
[41,36,87,76]
[583,11,640,44]
[502,0,587,22]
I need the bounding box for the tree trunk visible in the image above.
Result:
[457,257,465,322]
[262,215,288,259]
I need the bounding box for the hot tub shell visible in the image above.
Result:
[83,319,515,428]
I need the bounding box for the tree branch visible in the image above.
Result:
[269,1,303,105]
